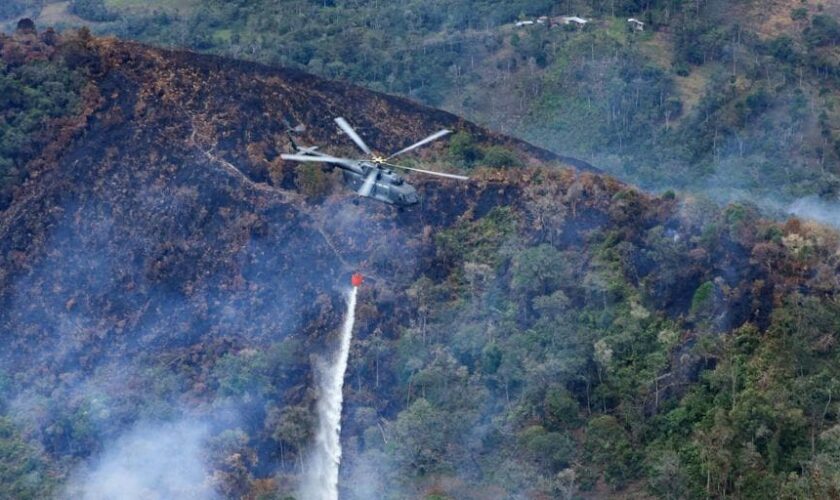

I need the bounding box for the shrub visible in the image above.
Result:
[672,61,691,76]
[745,89,771,117]
[805,14,840,47]
[480,145,521,168]
[791,8,808,22]
[769,36,797,62]
[447,131,483,167]
[690,281,715,315]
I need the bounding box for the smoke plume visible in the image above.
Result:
[788,196,840,229]
[62,419,218,500]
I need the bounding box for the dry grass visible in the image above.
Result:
[640,32,673,68]
[751,0,804,39]
[638,32,714,123]
[105,0,199,15]
[673,65,714,121]
[31,0,199,28]
[731,0,838,41]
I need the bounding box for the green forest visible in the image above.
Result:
[0,1,839,499]
[0,31,82,209]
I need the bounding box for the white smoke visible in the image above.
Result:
[63,419,219,500]
[300,287,358,500]
[696,188,840,230]
[788,196,840,229]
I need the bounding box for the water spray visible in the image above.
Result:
[300,276,361,500]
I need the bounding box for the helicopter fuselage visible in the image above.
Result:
[340,162,420,206]
[284,117,462,206]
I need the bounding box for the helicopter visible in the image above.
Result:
[281,117,468,206]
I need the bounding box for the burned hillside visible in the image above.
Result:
[1,27,839,499]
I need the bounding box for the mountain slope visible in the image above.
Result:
[1,28,840,499]
[7,0,837,208]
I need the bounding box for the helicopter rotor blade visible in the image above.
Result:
[335,117,372,155]
[357,169,379,197]
[281,153,351,163]
[280,153,364,174]
[386,129,452,160]
[382,161,469,181]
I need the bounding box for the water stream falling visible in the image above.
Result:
[301,287,358,500]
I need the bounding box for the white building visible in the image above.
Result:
[563,16,589,25]
[628,18,645,31]
[516,15,589,28]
